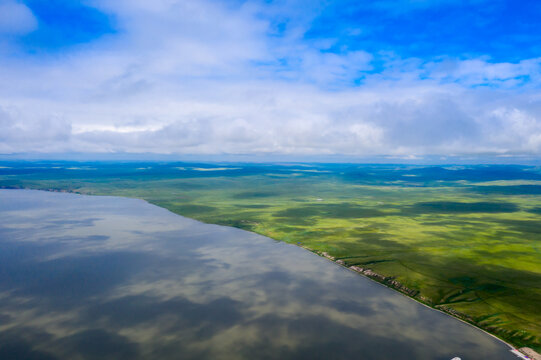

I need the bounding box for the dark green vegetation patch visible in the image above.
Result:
[527,207,541,215]
[470,185,541,195]
[408,201,519,214]
[233,191,277,199]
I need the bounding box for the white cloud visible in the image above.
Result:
[0,0,37,34]
[0,106,72,153]
[425,57,541,86]
[484,107,541,153]
[0,0,540,158]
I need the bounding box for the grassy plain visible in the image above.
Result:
[1,161,540,351]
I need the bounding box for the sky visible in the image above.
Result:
[1,0,541,161]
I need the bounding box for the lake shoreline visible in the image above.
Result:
[307,248,529,356]
[2,186,538,358]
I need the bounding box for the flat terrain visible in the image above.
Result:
[1,161,540,351]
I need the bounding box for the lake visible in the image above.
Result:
[0,190,518,359]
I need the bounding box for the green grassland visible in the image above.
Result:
[1,161,540,351]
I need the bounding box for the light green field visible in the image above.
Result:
[1,161,540,351]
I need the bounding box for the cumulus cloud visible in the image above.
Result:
[0,106,72,153]
[0,0,540,159]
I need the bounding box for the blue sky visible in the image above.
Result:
[1,0,541,159]
[19,0,114,51]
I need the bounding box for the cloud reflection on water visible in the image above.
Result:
[0,190,516,360]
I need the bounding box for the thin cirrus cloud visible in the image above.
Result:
[0,0,540,160]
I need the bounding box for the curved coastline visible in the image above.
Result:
[1,186,537,358]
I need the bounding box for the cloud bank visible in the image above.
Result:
[0,0,541,159]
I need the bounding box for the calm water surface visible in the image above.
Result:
[0,190,518,360]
